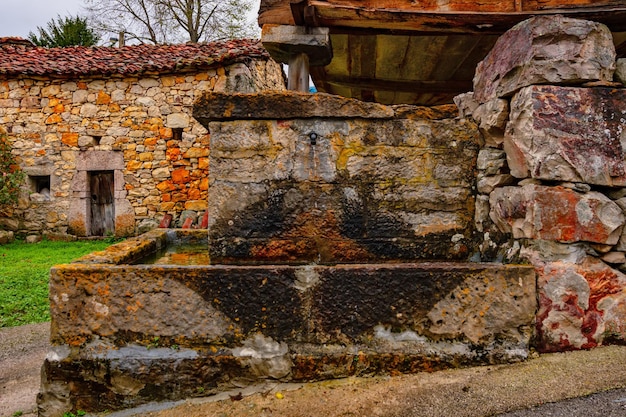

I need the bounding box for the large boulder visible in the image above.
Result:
[504,86,626,186]
[522,243,626,352]
[473,16,615,102]
[490,184,625,245]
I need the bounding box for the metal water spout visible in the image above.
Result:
[308,131,319,179]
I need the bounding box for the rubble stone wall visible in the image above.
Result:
[0,59,285,237]
[458,15,626,352]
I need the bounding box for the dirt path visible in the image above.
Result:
[0,322,49,417]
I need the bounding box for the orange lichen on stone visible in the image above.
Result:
[61,132,79,147]
[96,91,111,105]
[157,180,175,192]
[172,168,191,184]
[166,148,181,160]
[187,188,202,200]
[184,200,207,211]
[45,114,62,124]
[126,160,142,171]
[183,147,208,158]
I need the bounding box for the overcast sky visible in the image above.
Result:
[0,0,261,40]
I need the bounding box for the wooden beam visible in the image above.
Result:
[306,2,626,34]
[307,0,625,13]
[259,0,295,26]
[260,0,626,34]
[258,0,626,33]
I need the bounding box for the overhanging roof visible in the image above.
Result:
[259,0,626,105]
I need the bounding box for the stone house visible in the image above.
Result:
[0,37,285,238]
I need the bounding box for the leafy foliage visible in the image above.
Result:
[85,0,257,44]
[28,15,100,47]
[0,135,24,206]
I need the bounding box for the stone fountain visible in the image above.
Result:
[38,14,626,417]
[38,90,535,416]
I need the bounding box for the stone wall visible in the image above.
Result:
[194,92,480,263]
[458,15,626,352]
[0,58,285,238]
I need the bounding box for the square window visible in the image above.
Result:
[30,175,51,196]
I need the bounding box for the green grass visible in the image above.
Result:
[0,238,116,327]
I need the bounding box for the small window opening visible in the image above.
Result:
[93,136,102,145]
[30,175,51,199]
[172,128,183,141]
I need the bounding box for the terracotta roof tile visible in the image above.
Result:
[0,38,270,76]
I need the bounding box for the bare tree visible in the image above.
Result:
[84,0,257,44]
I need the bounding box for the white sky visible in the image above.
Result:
[0,0,261,40]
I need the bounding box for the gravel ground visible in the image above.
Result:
[0,322,49,417]
[497,388,626,417]
[3,322,626,417]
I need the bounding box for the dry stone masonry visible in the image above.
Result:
[461,15,626,352]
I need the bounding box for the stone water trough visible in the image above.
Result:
[39,91,535,416]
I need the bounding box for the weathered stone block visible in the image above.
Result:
[472,98,509,148]
[194,91,396,123]
[474,16,615,102]
[166,112,189,128]
[453,92,479,119]
[504,86,626,186]
[207,113,480,263]
[523,250,626,352]
[477,173,515,195]
[477,148,507,175]
[490,184,625,244]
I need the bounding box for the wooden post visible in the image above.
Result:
[262,25,332,91]
[288,53,310,91]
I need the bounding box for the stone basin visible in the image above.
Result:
[40,228,535,415]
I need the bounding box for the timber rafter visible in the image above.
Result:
[260,1,626,34]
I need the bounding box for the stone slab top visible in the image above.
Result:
[193,91,458,127]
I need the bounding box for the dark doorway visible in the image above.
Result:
[89,171,115,236]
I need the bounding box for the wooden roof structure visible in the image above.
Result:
[259,0,626,105]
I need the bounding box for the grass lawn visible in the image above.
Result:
[0,238,116,327]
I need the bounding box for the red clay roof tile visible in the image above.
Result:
[0,38,270,76]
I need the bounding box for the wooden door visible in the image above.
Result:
[90,171,115,236]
